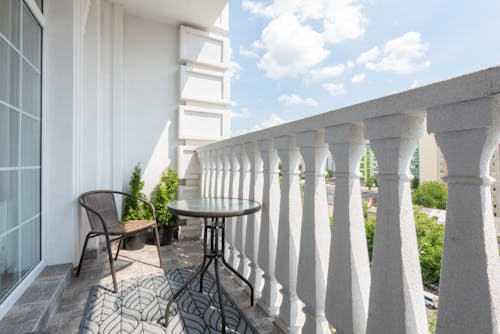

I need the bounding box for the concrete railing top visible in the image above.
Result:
[197,65,500,152]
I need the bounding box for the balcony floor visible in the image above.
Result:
[46,240,282,333]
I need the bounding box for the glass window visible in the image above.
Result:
[0,2,42,305]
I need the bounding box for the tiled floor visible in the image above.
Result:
[46,240,282,334]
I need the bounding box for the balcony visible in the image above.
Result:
[196,66,500,334]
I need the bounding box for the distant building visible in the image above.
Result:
[358,143,419,180]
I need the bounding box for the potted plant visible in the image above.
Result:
[151,168,179,246]
[122,163,152,250]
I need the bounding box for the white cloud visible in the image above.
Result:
[366,32,430,74]
[229,60,242,79]
[230,108,250,118]
[351,73,366,83]
[278,94,318,107]
[411,79,421,88]
[243,0,368,45]
[251,113,286,131]
[305,64,346,84]
[257,13,329,79]
[251,40,265,49]
[356,46,379,64]
[347,60,355,68]
[322,83,346,96]
[322,0,368,44]
[240,45,258,58]
[229,100,239,107]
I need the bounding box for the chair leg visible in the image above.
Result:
[104,233,118,293]
[153,225,164,269]
[114,237,123,261]
[75,233,92,277]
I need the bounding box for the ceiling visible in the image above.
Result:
[110,0,228,29]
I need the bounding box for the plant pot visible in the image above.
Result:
[158,226,174,246]
[123,232,145,250]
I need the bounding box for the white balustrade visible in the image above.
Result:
[222,146,232,261]
[324,123,370,334]
[257,138,281,315]
[275,135,304,333]
[296,130,331,334]
[215,148,224,197]
[236,144,251,281]
[198,151,207,198]
[245,141,264,299]
[428,96,500,334]
[195,67,500,334]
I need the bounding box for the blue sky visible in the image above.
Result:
[228,0,500,135]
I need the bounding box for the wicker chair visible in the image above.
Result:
[76,190,164,292]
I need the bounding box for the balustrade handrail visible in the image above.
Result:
[198,66,500,151]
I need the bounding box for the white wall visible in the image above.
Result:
[122,14,179,195]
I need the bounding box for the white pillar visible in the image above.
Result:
[227,145,240,270]
[257,138,281,315]
[324,123,371,334]
[364,113,428,334]
[275,135,305,333]
[208,149,216,198]
[236,144,251,280]
[296,129,331,334]
[215,148,224,197]
[198,151,207,198]
[245,141,264,299]
[428,96,500,334]
[222,146,232,261]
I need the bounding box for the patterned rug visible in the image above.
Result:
[79,266,257,334]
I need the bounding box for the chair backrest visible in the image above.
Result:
[79,191,120,232]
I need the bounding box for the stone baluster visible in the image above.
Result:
[257,138,281,315]
[208,149,216,198]
[227,145,241,270]
[296,129,331,334]
[215,148,224,197]
[222,147,232,259]
[236,144,251,280]
[275,135,304,333]
[428,96,500,334]
[244,142,264,298]
[364,113,428,334]
[198,151,207,198]
[324,123,371,334]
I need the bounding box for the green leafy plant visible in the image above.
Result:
[412,181,447,209]
[325,169,334,179]
[151,168,179,229]
[122,163,152,221]
[365,175,377,190]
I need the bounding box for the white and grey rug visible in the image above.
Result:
[79,266,257,334]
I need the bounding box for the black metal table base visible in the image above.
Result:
[164,217,254,333]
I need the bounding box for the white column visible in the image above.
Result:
[324,123,371,334]
[227,145,240,270]
[198,151,207,198]
[428,96,500,334]
[364,113,428,334]
[257,138,281,315]
[215,148,224,197]
[236,144,251,280]
[275,135,304,333]
[208,149,216,198]
[296,129,331,334]
[245,142,264,299]
[222,146,232,260]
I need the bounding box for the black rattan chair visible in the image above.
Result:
[76,190,164,292]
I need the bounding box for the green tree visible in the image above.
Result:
[411,176,420,189]
[122,163,152,221]
[365,176,377,190]
[151,168,179,229]
[412,181,447,209]
[365,206,445,285]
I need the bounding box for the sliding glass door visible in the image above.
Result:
[0,0,42,303]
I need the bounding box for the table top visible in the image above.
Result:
[167,198,261,218]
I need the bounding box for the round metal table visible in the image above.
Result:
[164,198,261,333]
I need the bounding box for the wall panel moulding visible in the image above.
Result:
[178,105,229,141]
[179,65,230,106]
[179,25,229,70]
[178,185,201,201]
[177,145,201,180]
